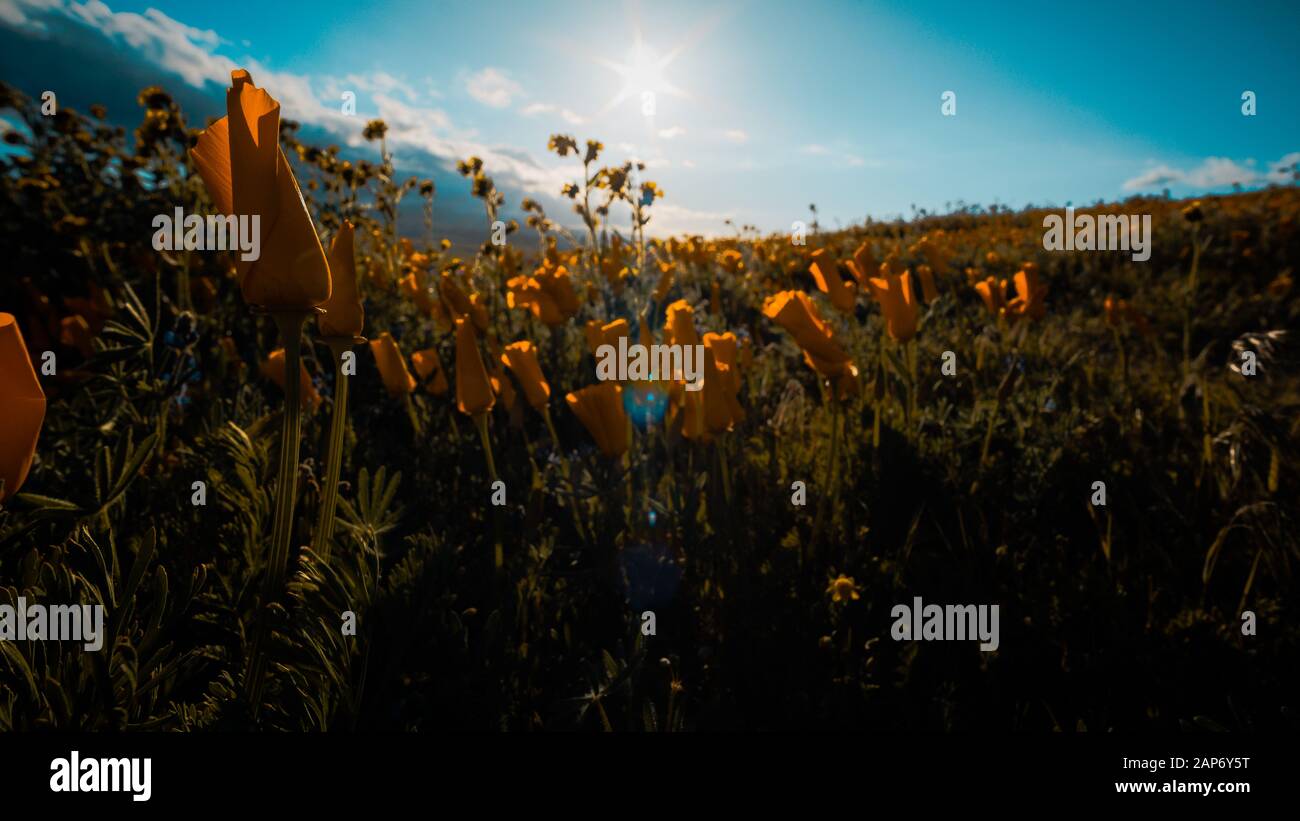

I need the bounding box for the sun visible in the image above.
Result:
[594,28,690,119]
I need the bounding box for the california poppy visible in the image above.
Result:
[865,269,920,342]
[370,332,417,397]
[809,248,857,314]
[700,342,745,434]
[0,313,46,501]
[501,341,550,411]
[974,276,1008,318]
[189,69,331,310]
[566,382,628,458]
[455,318,495,417]
[318,221,363,337]
[399,272,440,318]
[762,290,855,378]
[260,348,322,410]
[846,242,877,287]
[915,264,939,304]
[665,299,700,349]
[1007,262,1047,321]
[586,318,629,357]
[411,347,449,395]
[653,261,676,303]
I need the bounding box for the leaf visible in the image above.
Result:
[96,431,159,515]
[12,493,82,513]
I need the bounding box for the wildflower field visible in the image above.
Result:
[0,75,1297,733]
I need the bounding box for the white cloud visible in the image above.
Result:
[658,126,686,139]
[1123,152,1300,191]
[801,144,879,168]
[3,0,574,199]
[464,67,521,108]
[643,201,735,237]
[520,102,584,124]
[341,71,420,102]
[723,129,748,143]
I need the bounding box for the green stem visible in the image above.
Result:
[314,337,355,563]
[980,399,1000,468]
[908,338,918,439]
[474,412,498,483]
[248,308,311,715]
[810,397,842,554]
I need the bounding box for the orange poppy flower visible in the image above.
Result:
[974,276,1008,318]
[719,249,744,275]
[455,318,495,417]
[846,242,877,287]
[0,313,46,501]
[1007,262,1047,321]
[486,351,517,412]
[703,332,742,396]
[585,318,629,356]
[762,290,855,377]
[440,274,478,327]
[809,248,857,314]
[399,272,439,318]
[915,264,939,304]
[501,340,551,411]
[678,386,707,441]
[535,265,579,321]
[665,299,700,349]
[260,348,322,410]
[865,269,920,342]
[411,347,449,395]
[566,382,629,458]
[369,332,417,397]
[189,69,331,310]
[701,343,745,434]
[653,261,676,303]
[319,221,363,338]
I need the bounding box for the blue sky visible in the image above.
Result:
[2,0,1298,238]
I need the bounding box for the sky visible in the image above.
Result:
[2,0,1298,240]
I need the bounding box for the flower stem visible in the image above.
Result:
[474,412,498,483]
[979,399,1000,468]
[472,412,503,569]
[314,337,355,563]
[248,308,312,715]
[810,397,842,554]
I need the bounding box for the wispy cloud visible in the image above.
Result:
[520,102,585,125]
[723,129,748,144]
[658,126,686,140]
[802,143,879,168]
[464,67,522,108]
[1,0,573,199]
[1122,153,1300,191]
